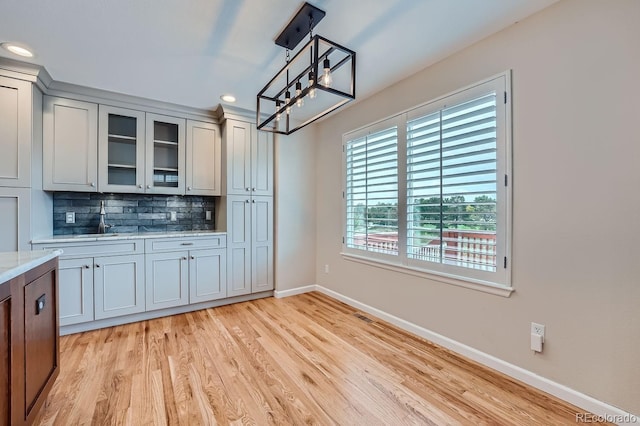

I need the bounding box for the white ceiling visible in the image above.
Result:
[0,0,557,112]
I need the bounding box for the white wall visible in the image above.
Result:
[313,0,640,415]
[274,125,317,291]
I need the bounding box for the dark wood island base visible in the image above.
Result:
[1,255,59,426]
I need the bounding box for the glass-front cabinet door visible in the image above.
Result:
[98,105,145,193]
[146,113,185,194]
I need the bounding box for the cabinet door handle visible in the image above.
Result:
[147,185,151,189]
[245,187,250,191]
[95,264,101,268]
[252,200,255,203]
[182,256,187,260]
[90,182,96,187]
[245,199,250,203]
[36,294,46,315]
[84,265,91,269]
[138,184,143,189]
[180,242,194,246]
[190,255,195,260]
[187,186,192,191]
[252,187,256,191]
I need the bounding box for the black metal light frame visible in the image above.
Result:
[256,3,356,135]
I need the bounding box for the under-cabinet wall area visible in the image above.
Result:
[52,192,217,235]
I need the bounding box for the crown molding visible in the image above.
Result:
[0,57,220,123]
[215,104,258,123]
[0,57,52,91]
[47,80,219,123]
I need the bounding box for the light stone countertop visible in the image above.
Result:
[31,230,227,245]
[0,250,63,285]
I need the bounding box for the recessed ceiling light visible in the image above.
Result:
[1,43,34,58]
[220,94,236,103]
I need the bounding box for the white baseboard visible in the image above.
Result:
[276,284,637,425]
[273,285,316,299]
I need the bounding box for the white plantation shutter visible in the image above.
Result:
[345,125,398,255]
[343,73,510,289]
[407,93,498,272]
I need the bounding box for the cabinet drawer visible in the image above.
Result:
[145,235,226,253]
[33,240,144,258]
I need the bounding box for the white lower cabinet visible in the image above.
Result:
[34,234,229,329]
[189,248,226,303]
[58,258,94,326]
[32,240,145,326]
[94,254,145,319]
[55,253,145,324]
[145,251,189,311]
[226,195,273,297]
[145,236,227,311]
[0,187,31,252]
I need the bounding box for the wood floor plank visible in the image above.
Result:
[37,292,612,425]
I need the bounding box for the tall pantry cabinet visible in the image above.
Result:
[220,117,274,297]
[0,68,51,252]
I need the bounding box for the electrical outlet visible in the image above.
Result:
[170,211,177,222]
[206,210,212,221]
[65,212,75,224]
[324,264,329,273]
[531,322,545,352]
[531,322,545,337]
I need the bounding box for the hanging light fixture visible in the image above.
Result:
[257,2,356,135]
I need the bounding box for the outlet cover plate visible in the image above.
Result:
[65,212,75,224]
[531,322,545,338]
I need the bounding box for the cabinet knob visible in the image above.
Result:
[190,256,195,260]
[252,200,256,203]
[90,182,96,187]
[95,264,101,268]
[138,184,143,189]
[245,187,250,191]
[84,265,91,269]
[245,199,250,203]
[182,256,187,260]
[147,185,151,189]
[252,187,256,191]
[187,186,192,191]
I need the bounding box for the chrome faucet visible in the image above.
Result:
[98,201,111,234]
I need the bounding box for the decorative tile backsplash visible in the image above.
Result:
[53,192,216,235]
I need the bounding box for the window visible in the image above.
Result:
[343,74,511,290]
[345,121,399,257]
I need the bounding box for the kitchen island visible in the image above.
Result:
[1,250,61,426]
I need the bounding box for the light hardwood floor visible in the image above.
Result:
[36,292,609,425]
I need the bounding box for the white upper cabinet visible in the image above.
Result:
[146,113,185,195]
[40,91,220,195]
[0,76,32,188]
[186,120,221,196]
[224,119,273,196]
[43,96,98,191]
[98,105,146,193]
[226,120,252,195]
[251,129,273,196]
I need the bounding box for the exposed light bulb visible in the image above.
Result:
[321,58,333,87]
[308,71,316,99]
[275,101,281,122]
[285,91,291,114]
[295,81,304,107]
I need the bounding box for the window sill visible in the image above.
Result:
[340,252,514,298]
